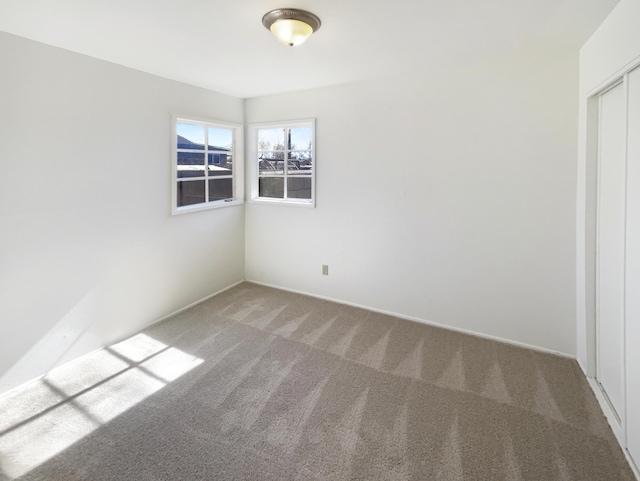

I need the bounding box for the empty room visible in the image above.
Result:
[1,0,639,479]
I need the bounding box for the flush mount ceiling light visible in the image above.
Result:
[262,8,321,47]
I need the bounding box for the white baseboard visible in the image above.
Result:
[245,279,574,359]
[587,377,625,443]
[631,454,640,481]
[139,279,245,330]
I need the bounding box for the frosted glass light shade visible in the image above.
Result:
[270,19,314,47]
[262,9,321,47]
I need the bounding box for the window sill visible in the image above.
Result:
[172,199,244,215]
[249,197,315,208]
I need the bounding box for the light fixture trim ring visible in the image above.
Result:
[262,8,321,33]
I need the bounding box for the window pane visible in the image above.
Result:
[301,154,313,172]
[288,126,312,150]
[259,157,284,175]
[177,152,205,178]
[259,177,284,198]
[208,178,233,201]
[287,159,301,174]
[288,150,312,161]
[208,127,232,150]
[287,151,312,174]
[177,123,205,150]
[287,177,312,199]
[208,153,232,176]
[177,180,205,206]
[258,128,285,151]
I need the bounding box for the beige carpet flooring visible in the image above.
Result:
[0,282,635,480]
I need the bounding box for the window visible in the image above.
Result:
[250,119,315,206]
[172,116,243,214]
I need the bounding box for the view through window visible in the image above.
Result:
[173,117,242,213]
[250,119,315,206]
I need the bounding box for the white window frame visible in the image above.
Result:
[172,114,244,215]
[249,119,316,207]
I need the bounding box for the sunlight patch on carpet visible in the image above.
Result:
[0,334,203,479]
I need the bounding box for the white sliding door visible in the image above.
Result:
[626,65,640,466]
[596,80,627,424]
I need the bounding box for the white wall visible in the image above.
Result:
[245,51,578,355]
[0,28,584,397]
[577,0,640,372]
[0,32,245,395]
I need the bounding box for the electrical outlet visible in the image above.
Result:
[322,264,329,275]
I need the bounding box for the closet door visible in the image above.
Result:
[597,80,627,424]
[626,66,640,466]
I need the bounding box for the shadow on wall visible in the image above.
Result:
[0,234,196,397]
[0,333,203,479]
[0,288,103,396]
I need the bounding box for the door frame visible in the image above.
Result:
[594,76,627,427]
[584,52,640,481]
[585,72,629,445]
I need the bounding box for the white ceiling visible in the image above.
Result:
[0,0,620,98]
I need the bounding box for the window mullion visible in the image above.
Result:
[283,128,289,199]
[204,128,209,203]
